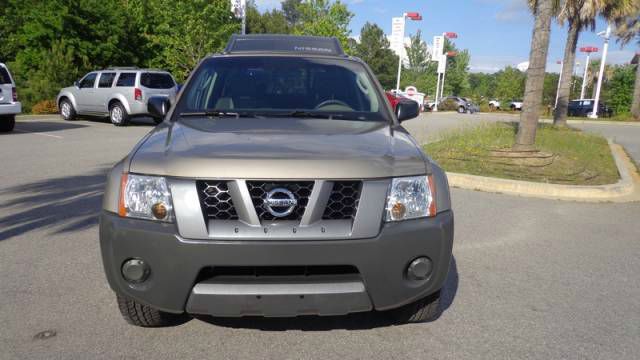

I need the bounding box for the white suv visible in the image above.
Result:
[0,63,21,132]
[56,68,178,126]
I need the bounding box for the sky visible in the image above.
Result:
[254,0,638,74]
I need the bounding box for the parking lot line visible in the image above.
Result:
[13,129,63,139]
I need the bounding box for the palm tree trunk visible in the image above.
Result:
[554,19,580,126]
[632,62,640,120]
[514,0,554,151]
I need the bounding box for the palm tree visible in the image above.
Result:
[514,0,557,151]
[615,14,640,119]
[553,0,636,126]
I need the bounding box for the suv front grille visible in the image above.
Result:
[247,181,313,221]
[196,181,239,220]
[322,181,362,220]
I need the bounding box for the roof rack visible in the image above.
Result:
[104,66,139,70]
[224,34,345,56]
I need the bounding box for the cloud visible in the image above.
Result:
[470,55,528,73]
[473,0,529,22]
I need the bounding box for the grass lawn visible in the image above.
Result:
[424,123,620,185]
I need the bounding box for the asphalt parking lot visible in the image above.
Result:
[1,114,639,359]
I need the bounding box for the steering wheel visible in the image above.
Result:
[314,99,352,110]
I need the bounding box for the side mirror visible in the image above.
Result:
[396,99,420,122]
[74,80,79,88]
[148,96,171,120]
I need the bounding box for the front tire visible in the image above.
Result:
[0,115,15,132]
[387,290,441,324]
[116,295,188,327]
[110,102,129,126]
[458,106,465,114]
[59,99,76,121]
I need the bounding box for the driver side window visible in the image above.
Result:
[79,73,97,89]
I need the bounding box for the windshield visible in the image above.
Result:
[175,56,388,121]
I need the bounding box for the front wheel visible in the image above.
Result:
[116,295,189,327]
[0,115,15,132]
[109,102,129,126]
[457,106,465,114]
[386,290,441,324]
[59,99,76,121]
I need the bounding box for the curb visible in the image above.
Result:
[445,142,640,202]
[541,118,640,127]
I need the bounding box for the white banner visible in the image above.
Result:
[230,0,245,18]
[433,36,444,60]
[390,17,406,55]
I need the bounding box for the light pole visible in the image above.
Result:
[231,0,246,34]
[440,51,457,99]
[590,25,611,119]
[555,60,563,108]
[393,12,422,92]
[579,46,598,99]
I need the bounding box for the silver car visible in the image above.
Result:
[57,68,178,126]
[100,35,454,327]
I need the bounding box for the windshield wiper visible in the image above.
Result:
[262,110,346,119]
[179,110,255,118]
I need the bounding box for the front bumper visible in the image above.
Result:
[99,210,454,316]
[0,102,21,115]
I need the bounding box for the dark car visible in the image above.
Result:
[567,99,613,117]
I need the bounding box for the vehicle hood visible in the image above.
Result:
[128,118,429,179]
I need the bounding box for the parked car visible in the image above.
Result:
[567,99,613,118]
[441,96,478,114]
[57,68,178,126]
[488,100,500,110]
[0,63,21,132]
[100,35,454,327]
[509,99,523,111]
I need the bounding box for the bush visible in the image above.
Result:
[31,100,58,114]
[439,99,461,111]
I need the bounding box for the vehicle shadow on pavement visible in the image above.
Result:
[3,121,88,134]
[76,116,157,127]
[0,168,107,241]
[197,258,459,331]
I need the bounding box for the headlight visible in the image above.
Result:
[385,175,436,222]
[118,174,174,222]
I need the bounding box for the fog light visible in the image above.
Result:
[391,202,406,220]
[122,259,150,283]
[407,257,432,281]
[151,202,168,220]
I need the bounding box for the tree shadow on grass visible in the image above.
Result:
[197,257,459,331]
[0,168,109,241]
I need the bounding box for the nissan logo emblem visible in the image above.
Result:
[264,188,297,218]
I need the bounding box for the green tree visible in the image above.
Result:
[615,9,640,119]
[494,67,526,102]
[405,30,428,71]
[246,1,290,34]
[514,0,556,150]
[603,64,636,114]
[353,22,398,89]
[282,0,303,26]
[0,0,147,109]
[553,0,635,126]
[293,0,353,50]
[145,0,240,81]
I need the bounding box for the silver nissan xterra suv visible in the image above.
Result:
[100,35,454,327]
